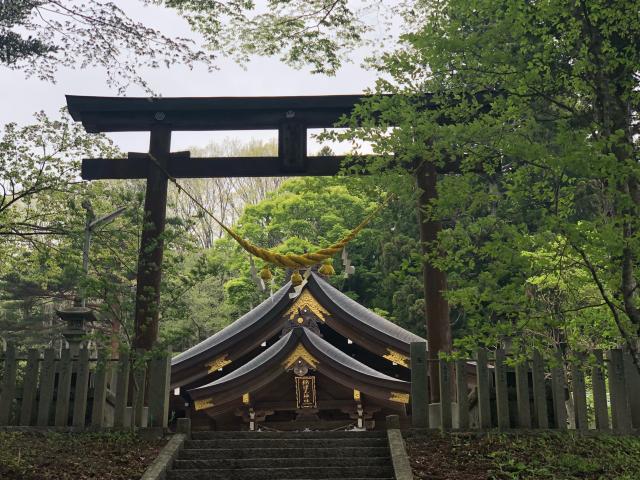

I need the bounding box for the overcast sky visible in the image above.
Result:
[1,2,384,155]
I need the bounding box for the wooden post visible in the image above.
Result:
[132,357,147,428]
[515,360,532,428]
[19,349,40,426]
[133,127,172,351]
[476,349,491,429]
[455,359,469,430]
[410,342,429,429]
[551,353,567,430]
[0,341,17,425]
[571,362,588,431]
[439,359,452,431]
[607,349,631,433]
[91,349,109,428]
[148,350,172,428]
[114,351,130,428]
[416,161,451,401]
[531,350,548,429]
[37,348,57,426]
[494,349,510,430]
[623,352,640,429]
[72,348,91,428]
[54,348,73,427]
[592,350,609,430]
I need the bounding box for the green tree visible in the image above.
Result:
[335,0,640,364]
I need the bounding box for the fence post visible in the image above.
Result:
[592,350,609,431]
[551,352,567,430]
[494,348,510,430]
[410,342,429,429]
[0,341,17,425]
[132,350,147,428]
[608,349,632,434]
[148,349,172,428]
[531,350,548,429]
[515,359,532,429]
[455,359,469,430]
[19,349,40,426]
[54,348,73,427]
[476,349,491,429]
[91,349,109,428]
[72,348,91,428]
[37,348,57,426]
[570,361,588,431]
[623,352,640,429]
[439,359,452,431]
[114,351,130,428]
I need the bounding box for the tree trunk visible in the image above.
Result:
[415,160,452,402]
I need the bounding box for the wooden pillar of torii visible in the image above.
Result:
[65,95,453,384]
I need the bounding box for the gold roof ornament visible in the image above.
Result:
[383,348,410,368]
[205,354,232,373]
[353,389,361,401]
[389,392,410,404]
[242,393,251,405]
[285,289,329,322]
[282,343,319,370]
[194,397,215,411]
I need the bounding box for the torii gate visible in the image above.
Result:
[65,94,451,398]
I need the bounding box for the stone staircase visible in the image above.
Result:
[166,430,395,480]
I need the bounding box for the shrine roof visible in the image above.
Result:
[188,326,410,407]
[170,272,425,388]
[171,280,292,369]
[306,272,425,346]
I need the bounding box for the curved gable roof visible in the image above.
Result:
[171,272,426,388]
[307,272,425,347]
[189,326,409,408]
[171,281,291,370]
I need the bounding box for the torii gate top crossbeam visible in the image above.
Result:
[65,94,366,133]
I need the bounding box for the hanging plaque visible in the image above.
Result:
[295,376,317,409]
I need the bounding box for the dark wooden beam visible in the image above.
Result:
[82,156,363,179]
[65,94,390,133]
[132,127,171,351]
[81,155,465,180]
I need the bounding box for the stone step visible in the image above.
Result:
[184,438,388,449]
[191,430,385,440]
[167,465,395,480]
[179,446,391,459]
[172,456,391,470]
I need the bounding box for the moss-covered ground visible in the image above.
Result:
[0,430,165,480]
[407,432,640,479]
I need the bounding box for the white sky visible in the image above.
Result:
[0,1,385,155]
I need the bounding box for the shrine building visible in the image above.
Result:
[170,272,424,431]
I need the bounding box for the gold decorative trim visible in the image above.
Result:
[205,354,232,373]
[282,343,319,370]
[242,392,250,405]
[285,289,329,322]
[353,389,361,401]
[389,392,410,404]
[383,349,410,368]
[194,397,215,411]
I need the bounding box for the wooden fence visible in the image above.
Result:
[410,342,640,433]
[0,343,171,429]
